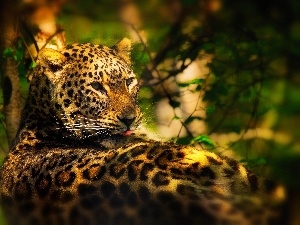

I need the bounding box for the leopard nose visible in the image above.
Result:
[117,116,136,127]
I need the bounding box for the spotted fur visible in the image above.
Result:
[0,39,283,225]
[14,39,142,151]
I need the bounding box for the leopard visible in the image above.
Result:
[0,38,284,225]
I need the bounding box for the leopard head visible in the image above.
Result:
[30,38,142,141]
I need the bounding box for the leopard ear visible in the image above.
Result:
[113,38,131,65]
[38,48,66,81]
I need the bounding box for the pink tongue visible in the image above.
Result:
[121,130,133,136]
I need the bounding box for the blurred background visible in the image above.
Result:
[0,0,299,224]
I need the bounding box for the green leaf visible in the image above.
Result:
[177,83,189,88]
[206,105,215,116]
[177,78,204,87]
[3,48,14,58]
[193,135,215,148]
[176,137,193,145]
[240,157,267,168]
[30,61,37,69]
[173,115,180,120]
[14,49,23,61]
[18,63,26,77]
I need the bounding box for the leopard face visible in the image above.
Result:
[21,39,142,145]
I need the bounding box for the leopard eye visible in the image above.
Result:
[90,82,107,95]
[126,77,135,87]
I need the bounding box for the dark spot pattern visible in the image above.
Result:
[82,56,88,62]
[199,166,216,179]
[177,151,185,159]
[152,171,170,186]
[14,181,32,201]
[67,89,74,98]
[227,158,239,171]
[128,160,143,181]
[207,156,223,165]
[223,168,236,178]
[35,173,52,198]
[157,191,174,202]
[117,152,130,163]
[63,99,71,107]
[78,184,97,196]
[119,182,130,196]
[109,163,125,179]
[100,181,116,198]
[246,170,259,192]
[140,163,154,181]
[82,165,106,181]
[147,145,162,160]
[131,145,146,157]
[138,186,150,202]
[50,190,74,203]
[55,171,76,187]
[170,168,184,176]
[176,184,199,200]
[155,151,170,170]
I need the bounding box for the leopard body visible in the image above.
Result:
[0,39,283,225]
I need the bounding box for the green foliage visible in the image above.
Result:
[177,78,204,87]
[2,39,28,79]
[176,135,215,149]
[176,136,193,145]
[3,39,24,62]
[129,1,300,180]
[240,157,267,168]
[205,105,215,116]
[3,48,14,58]
[131,43,151,77]
[193,135,215,148]
[29,61,37,69]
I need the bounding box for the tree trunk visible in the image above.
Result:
[0,0,21,149]
[0,0,66,151]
